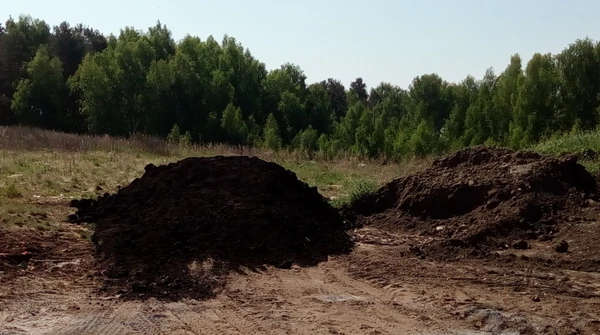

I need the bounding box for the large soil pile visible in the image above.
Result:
[69,156,352,300]
[343,146,598,259]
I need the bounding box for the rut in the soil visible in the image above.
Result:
[343,146,598,259]
[69,156,352,300]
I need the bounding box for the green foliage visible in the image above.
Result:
[530,128,600,173]
[531,127,600,156]
[349,180,378,203]
[167,124,181,143]
[509,53,560,148]
[11,45,66,130]
[246,116,261,146]
[263,113,282,151]
[5,183,23,198]
[4,14,600,161]
[220,103,248,145]
[292,126,319,153]
[165,124,191,147]
[409,118,439,157]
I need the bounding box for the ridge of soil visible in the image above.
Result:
[68,155,352,300]
[343,146,599,261]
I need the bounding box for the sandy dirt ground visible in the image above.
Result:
[2,224,599,335]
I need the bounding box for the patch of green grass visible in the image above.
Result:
[328,180,379,208]
[280,160,386,207]
[531,130,600,156]
[0,202,48,228]
[5,183,23,198]
[349,180,379,203]
[531,129,600,173]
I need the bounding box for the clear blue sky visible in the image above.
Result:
[5,0,600,90]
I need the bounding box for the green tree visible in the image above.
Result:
[409,118,438,157]
[170,35,210,138]
[556,38,600,130]
[349,77,369,105]
[263,112,282,151]
[246,115,261,146]
[11,45,66,129]
[354,107,377,157]
[491,54,523,144]
[146,21,176,61]
[462,68,496,145]
[292,126,319,153]
[219,35,266,123]
[509,53,560,148]
[262,63,308,143]
[321,78,347,120]
[332,101,365,150]
[279,91,307,137]
[220,103,248,145]
[0,15,51,124]
[305,83,333,134]
[49,21,107,132]
[443,75,478,146]
[409,73,453,130]
[69,49,122,134]
[145,58,175,136]
[167,124,181,143]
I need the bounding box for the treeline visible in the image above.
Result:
[2,14,600,159]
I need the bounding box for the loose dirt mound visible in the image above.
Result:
[69,156,352,300]
[343,146,598,259]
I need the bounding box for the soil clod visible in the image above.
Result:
[555,240,569,253]
[512,240,529,250]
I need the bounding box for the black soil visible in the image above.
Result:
[69,156,352,300]
[343,146,598,260]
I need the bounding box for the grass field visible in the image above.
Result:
[0,126,430,232]
[2,125,600,233]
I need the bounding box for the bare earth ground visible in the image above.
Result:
[0,128,599,334]
[2,219,599,335]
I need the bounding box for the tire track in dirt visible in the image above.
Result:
[157,299,271,335]
[322,264,457,334]
[148,306,201,335]
[214,297,269,335]
[277,264,427,335]
[270,267,368,335]
[32,302,164,335]
[226,268,306,335]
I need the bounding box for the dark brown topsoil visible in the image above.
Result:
[343,146,598,260]
[69,156,352,300]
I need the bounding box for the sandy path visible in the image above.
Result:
[2,227,600,335]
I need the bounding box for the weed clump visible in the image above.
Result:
[5,184,22,198]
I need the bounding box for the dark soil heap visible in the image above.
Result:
[69,156,352,300]
[343,146,598,259]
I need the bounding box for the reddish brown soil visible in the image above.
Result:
[343,146,599,263]
[68,156,352,300]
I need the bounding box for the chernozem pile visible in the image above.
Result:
[343,146,598,259]
[69,156,352,300]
